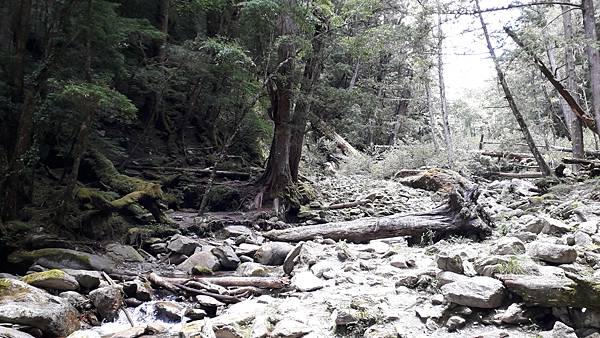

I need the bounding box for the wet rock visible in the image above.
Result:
[168,235,201,256]
[292,271,325,292]
[88,285,123,321]
[105,243,144,263]
[441,276,506,309]
[21,269,79,291]
[122,279,152,301]
[185,308,207,320]
[494,237,526,255]
[436,251,464,274]
[155,301,184,321]
[540,321,577,338]
[0,326,36,338]
[178,251,220,274]
[149,242,168,254]
[528,241,577,264]
[271,319,311,338]
[62,269,102,290]
[212,245,240,270]
[254,242,294,266]
[60,291,89,310]
[236,262,270,277]
[7,248,115,272]
[0,278,80,336]
[446,315,466,332]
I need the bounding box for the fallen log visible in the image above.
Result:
[550,145,600,158]
[562,157,600,167]
[127,165,251,180]
[175,284,240,304]
[264,169,492,243]
[309,113,360,157]
[489,172,545,179]
[479,150,533,160]
[161,275,290,289]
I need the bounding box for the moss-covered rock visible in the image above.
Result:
[204,185,241,212]
[191,265,213,276]
[0,278,80,336]
[7,248,115,272]
[21,269,79,291]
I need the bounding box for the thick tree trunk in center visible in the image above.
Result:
[582,0,600,136]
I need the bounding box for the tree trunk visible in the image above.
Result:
[348,61,360,90]
[476,1,552,176]
[561,2,585,167]
[437,6,454,168]
[12,0,31,100]
[261,3,297,200]
[426,80,440,151]
[583,0,600,136]
[158,0,169,60]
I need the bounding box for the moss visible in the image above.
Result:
[192,265,214,276]
[204,185,241,211]
[0,278,32,299]
[8,248,91,267]
[21,269,68,285]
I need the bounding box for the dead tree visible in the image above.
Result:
[264,169,492,243]
[476,2,552,176]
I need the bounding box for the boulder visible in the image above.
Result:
[0,278,80,336]
[88,286,123,321]
[0,326,36,338]
[441,276,506,309]
[528,241,577,264]
[155,301,184,321]
[578,221,598,235]
[62,269,102,289]
[105,244,144,263]
[292,271,324,292]
[494,237,526,255]
[254,242,294,266]
[436,251,464,274]
[271,319,311,338]
[539,321,577,338]
[167,235,201,256]
[60,291,90,310]
[235,243,260,256]
[211,245,240,270]
[21,269,79,291]
[7,248,115,272]
[177,251,220,274]
[541,218,572,235]
[122,279,152,301]
[67,330,102,338]
[236,262,270,277]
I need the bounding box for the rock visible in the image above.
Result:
[196,295,225,308]
[436,252,464,274]
[494,237,526,255]
[0,326,36,338]
[122,279,152,301]
[271,319,311,338]
[251,315,270,338]
[88,286,123,321]
[541,218,572,235]
[363,324,398,338]
[21,269,79,291]
[146,322,167,334]
[310,261,335,278]
[495,303,529,324]
[525,218,547,234]
[474,255,539,276]
[497,274,593,308]
[110,326,146,338]
[283,242,303,275]
[235,243,260,256]
[236,262,270,277]
[149,242,168,254]
[445,316,466,332]
[441,276,506,309]
[292,271,324,292]
[436,271,469,286]
[366,240,390,254]
[177,251,220,274]
[211,245,240,270]
[540,321,577,338]
[180,320,216,338]
[574,231,594,247]
[167,235,201,256]
[60,291,89,310]
[579,221,599,235]
[390,255,413,268]
[334,309,359,326]
[254,242,294,266]
[0,278,80,336]
[155,301,184,321]
[105,243,145,263]
[223,225,253,237]
[7,248,115,272]
[62,269,102,290]
[67,330,101,338]
[185,308,207,320]
[528,241,577,264]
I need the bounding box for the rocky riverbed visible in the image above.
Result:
[2,173,600,338]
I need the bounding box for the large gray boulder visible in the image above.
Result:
[528,241,577,264]
[441,276,506,309]
[254,242,294,266]
[0,326,36,338]
[62,269,102,290]
[177,251,220,274]
[88,286,123,321]
[494,237,525,255]
[167,235,201,256]
[211,245,240,270]
[539,321,577,338]
[0,278,80,336]
[21,269,79,291]
[7,248,115,272]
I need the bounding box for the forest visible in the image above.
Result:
[2,0,600,337]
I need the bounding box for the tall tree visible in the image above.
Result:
[582,0,600,135]
[437,5,454,168]
[475,0,552,176]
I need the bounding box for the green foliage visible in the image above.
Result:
[53,83,137,121]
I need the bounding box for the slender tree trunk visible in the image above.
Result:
[348,61,360,90]
[582,0,600,136]
[12,0,32,100]
[437,7,454,168]
[158,0,169,60]
[562,3,585,166]
[426,80,439,151]
[476,0,552,176]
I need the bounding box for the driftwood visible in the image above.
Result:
[175,284,240,304]
[562,157,600,167]
[264,169,492,243]
[127,165,251,180]
[161,275,290,289]
[550,145,600,158]
[489,172,545,178]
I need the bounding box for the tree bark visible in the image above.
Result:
[437,5,454,168]
[426,80,440,151]
[476,2,552,176]
[582,0,600,136]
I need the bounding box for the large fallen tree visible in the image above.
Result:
[264,169,493,243]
